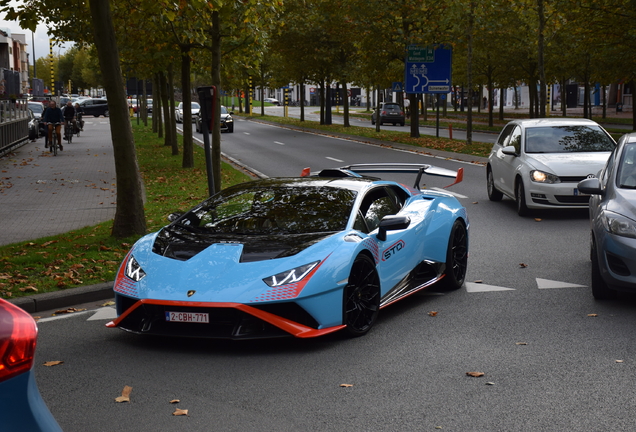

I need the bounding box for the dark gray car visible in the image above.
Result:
[371,103,405,126]
[578,132,636,300]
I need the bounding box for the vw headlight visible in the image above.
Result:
[530,170,560,184]
[263,261,320,287]
[125,255,147,282]
[600,210,636,238]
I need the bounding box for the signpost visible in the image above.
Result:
[405,44,452,136]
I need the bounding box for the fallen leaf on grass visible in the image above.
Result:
[115,385,132,403]
[173,408,188,416]
[19,286,38,292]
[466,372,485,377]
[43,361,64,367]
[339,384,353,387]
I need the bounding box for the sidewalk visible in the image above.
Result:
[1,118,118,312]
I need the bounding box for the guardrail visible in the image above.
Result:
[0,98,30,157]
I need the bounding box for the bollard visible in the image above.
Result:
[449,123,453,140]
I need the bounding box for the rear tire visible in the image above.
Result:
[439,220,468,290]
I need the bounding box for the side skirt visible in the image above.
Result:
[379,260,445,308]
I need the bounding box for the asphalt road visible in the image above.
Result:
[33,116,636,431]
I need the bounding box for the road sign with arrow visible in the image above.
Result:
[405,44,452,94]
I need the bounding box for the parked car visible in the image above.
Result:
[175,102,200,123]
[76,98,109,117]
[0,299,62,431]
[147,99,153,113]
[27,109,39,141]
[195,105,234,133]
[106,163,468,339]
[264,97,280,105]
[487,118,616,216]
[577,132,636,300]
[28,101,44,120]
[371,103,405,126]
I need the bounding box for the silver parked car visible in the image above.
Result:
[487,118,616,216]
[578,132,636,300]
[175,102,200,123]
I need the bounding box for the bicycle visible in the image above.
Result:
[64,120,73,144]
[49,122,62,156]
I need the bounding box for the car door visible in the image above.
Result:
[354,186,412,296]
[81,100,94,116]
[493,125,522,197]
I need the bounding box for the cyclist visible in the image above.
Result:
[74,102,84,131]
[62,101,77,138]
[41,100,64,151]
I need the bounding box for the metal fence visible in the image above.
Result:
[0,98,29,157]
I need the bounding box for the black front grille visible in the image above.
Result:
[559,176,589,183]
[555,195,590,204]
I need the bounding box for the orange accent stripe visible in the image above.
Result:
[107,298,345,338]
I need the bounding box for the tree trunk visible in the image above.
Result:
[466,0,474,145]
[88,0,145,238]
[154,73,163,137]
[160,72,171,146]
[342,80,350,127]
[409,93,419,138]
[168,64,178,155]
[181,48,194,168]
[210,10,222,194]
[538,0,546,117]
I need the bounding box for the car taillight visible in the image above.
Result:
[0,299,38,383]
[381,110,387,115]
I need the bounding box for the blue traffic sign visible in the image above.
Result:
[405,45,452,94]
[392,82,403,92]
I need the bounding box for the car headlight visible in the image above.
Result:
[600,210,636,239]
[263,261,320,287]
[125,255,147,282]
[530,170,560,183]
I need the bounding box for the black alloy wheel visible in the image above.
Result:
[439,220,468,290]
[343,254,380,337]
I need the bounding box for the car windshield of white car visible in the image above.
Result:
[524,126,615,153]
[29,103,43,113]
[181,186,357,235]
[618,143,636,189]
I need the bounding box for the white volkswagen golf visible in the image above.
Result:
[487,118,616,216]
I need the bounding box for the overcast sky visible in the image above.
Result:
[0,16,73,63]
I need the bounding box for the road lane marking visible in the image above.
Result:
[465,282,515,292]
[274,141,285,145]
[326,157,344,163]
[87,307,118,321]
[536,278,587,289]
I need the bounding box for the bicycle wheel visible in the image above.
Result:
[52,132,58,156]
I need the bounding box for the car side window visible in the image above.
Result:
[357,187,399,233]
[509,126,522,153]
[497,124,515,146]
[600,150,615,188]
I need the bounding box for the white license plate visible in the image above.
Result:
[573,188,589,196]
[165,311,209,323]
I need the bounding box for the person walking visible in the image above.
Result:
[42,100,64,151]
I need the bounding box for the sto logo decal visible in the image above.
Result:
[383,240,405,261]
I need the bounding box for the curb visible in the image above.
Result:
[9,282,114,313]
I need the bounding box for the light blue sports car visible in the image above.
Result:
[107,164,468,339]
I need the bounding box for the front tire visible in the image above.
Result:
[516,180,530,216]
[591,235,616,300]
[343,254,380,337]
[439,220,468,290]
[487,167,503,201]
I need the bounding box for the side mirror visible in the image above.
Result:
[377,215,411,241]
[502,145,518,156]
[577,177,603,195]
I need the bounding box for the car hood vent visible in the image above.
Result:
[152,228,332,263]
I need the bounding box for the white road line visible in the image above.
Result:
[326,157,344,163]
[430,187,468,199]
[536,278,587,289]
[87,307,118,321]
[465,282,515,292]
[274,141,285,145]
[244,132,251,135]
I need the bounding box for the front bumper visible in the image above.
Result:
[597,232,636,292]
[526,181,591,209]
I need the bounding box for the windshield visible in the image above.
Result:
[28,104,43,113]
[524,125,615,153]
[178,185,357,235]
[191,102,200,109]
[220,106,229,114]
[618,143,636,189]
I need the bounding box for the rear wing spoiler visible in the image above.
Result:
[300,163,463,190]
